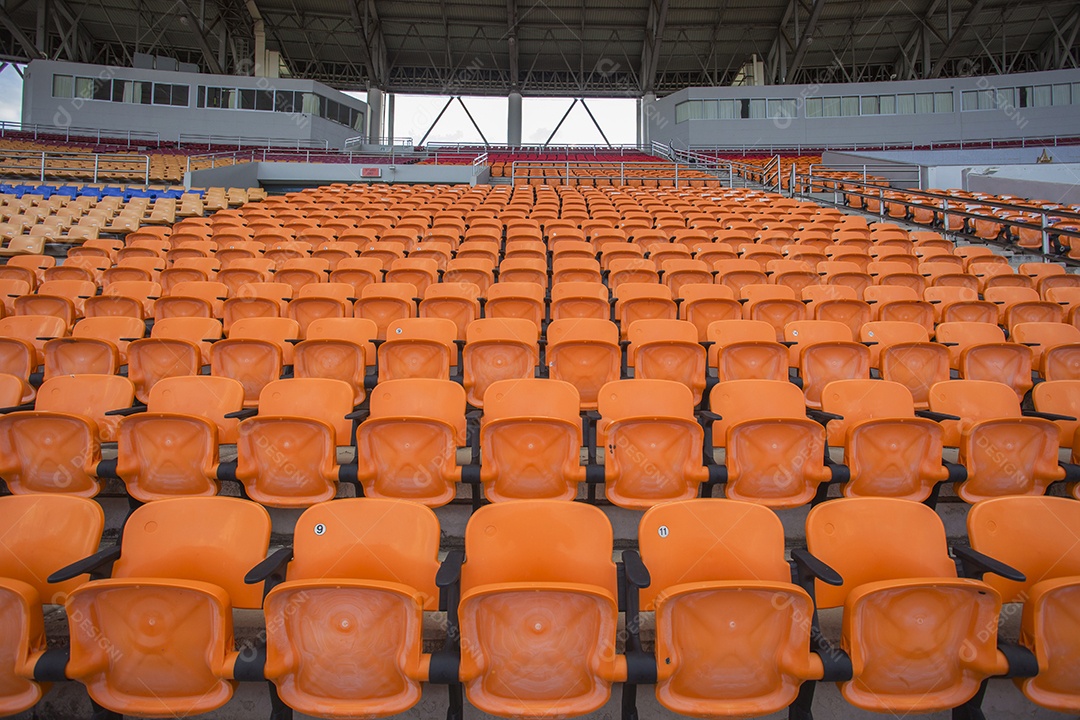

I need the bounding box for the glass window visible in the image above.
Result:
[896,94,915,114]
[879,95,896,114]
[275,90,295,113]
[239,89,256,110]
[1074,83,1080,104]
[75,77,94,99]
[962,90,978,111]
[1018,86,1031,108]
[1053,84,1071,106]
[153,83,172,105]
[979,89,995,110]
[196,86,205,108]
[52,75,73,98]
[675,101,689,123]
[768,99,796,119]
[111,80,125,102]
[171,85,189,107]
[915,93,934,113]
[822,97,841,117]
[256,89,274,111]
[1033,85,1052,107]
[934,92,953,113]
[686,100,704,120]
[749,98,766,119]
[862,95,879,114]
[353,111,364,132]
[841,96,859,116]
[717,99,736,119]
[701,100,718,119]
[302,93,320,115]
[805,97,822,118]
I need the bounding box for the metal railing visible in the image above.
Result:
[183,147,422,174]
[426,142,648,154]
[686,133,1080,155]
[509,160,731,186]
[177,135,330,151]
[0,149,151,184]
[803,162,923,190]
[471,152,489,178]
[343,136,415,151]
[0,121,160,146]
[662,145,773,189]
[790,167,1080,256]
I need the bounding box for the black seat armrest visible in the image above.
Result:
[953,544,1025,582]
[48,545,122,584]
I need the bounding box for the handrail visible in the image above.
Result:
[0,120,160,146]
[509,159,730,186]
[0,149,151,184]
[471,152,489,177]
[176,134,330,151]
[791,167,1080,255]
[343,136,415,150]
[686,133,1080,155]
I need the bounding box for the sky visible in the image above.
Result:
[0,64,637,144]
[346,93,638,145]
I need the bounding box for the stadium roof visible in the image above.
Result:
[2,0,1078,95]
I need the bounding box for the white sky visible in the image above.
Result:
[345,92,638,145]
[0,65,637,144]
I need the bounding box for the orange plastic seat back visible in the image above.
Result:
[228,316,300,364]
[709,379,829,507]
[677,284,740,340]
[1013,321,1080,371]
[43,336,120,379]
[64,497,270,716]
[459,501,620,717]
[32,373,133,442]
[935,321,1006,369]
[1033,380,1080,447]
[263,498,441,717]
[356,379,466,506]
[378,317,457,383]
[0,315,66,370]
[0,374,132,495]
[484,281,546,329]
[627,319,706,403]
[221,282,290,332]
[820,380,949,501]
[462,318,539,407]
[639,499,822,716]
[210,338,283,407]
[959,342,1034,401]
[116,376,245,502]
[614,283,677,338]
[480,379,584,501]
[385,257,439,295]
[235,378,352,507]
[596,380,706,507]
[549,282,610,322]
[355,282,417,340]
[329,257,383,295]
[799,340,871,408]
[0,494,103,714]
[546,318,620,409]
[705,319,788,381]
[806,497,1004,713]
[929,379,1022,445]
[967,496,1080,712]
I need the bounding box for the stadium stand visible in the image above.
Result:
[1,1,1080,715]
[0,173,1078,720]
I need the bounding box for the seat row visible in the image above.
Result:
[4,371,1080,508]
[3,493,1078,719]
